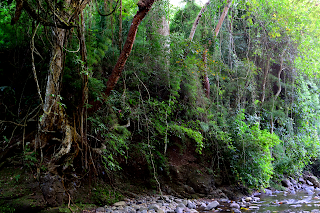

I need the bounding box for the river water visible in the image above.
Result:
[240,190,320,213]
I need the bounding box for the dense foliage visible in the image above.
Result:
[1,0,320,195]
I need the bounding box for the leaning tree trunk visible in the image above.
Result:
[104,0,156,97]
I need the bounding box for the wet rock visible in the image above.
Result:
[198,203,206,211]
[249,206,259,210]
[113,201,126,206]
[230,202,240,209]
[289,177,297,185]
[189,210,199,213]
[307,180,314,186]
[281,179,292,188]
[262,189,272,195]
[299,177,306,184]
[306,176,320,188]
[204,201,219,210]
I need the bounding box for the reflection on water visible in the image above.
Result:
[244,189,320,213]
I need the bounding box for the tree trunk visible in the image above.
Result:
[104,0,156,97]
[189,0,210,41]
[214,0,232,37]
[78,10,89,169]
[261,54,270,103]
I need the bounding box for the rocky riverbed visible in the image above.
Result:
[86,174,320,213]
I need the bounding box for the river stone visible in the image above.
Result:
[245,197,252,202]
[307,180,314,186]
[124,206,135,213]
[190,210,199,213]
[175,198,183,203]
[182,199,188,206]
[299,177,306,184]
[307,176,320,188]
[149,204,160,211]
[198,203,206,211]
[262,189,273,195]
[113,201,126,206]
[177,203,186,208]
[249,206,259,210]
[157,209,164,213]
[204,201,219,210]
[175,207,183,213]
[290,177,298,185]
[187,200,196,209]
[230,202,240,209]
[96,207,106,213]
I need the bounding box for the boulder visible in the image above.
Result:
[204,201,219,210]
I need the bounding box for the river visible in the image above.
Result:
[236,190,320,213]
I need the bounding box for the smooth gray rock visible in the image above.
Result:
[149,204,160,211]
[177,203,186,208]
[187,200,196,209]
[262,189,273,195]
[299,177,306,184]
[124,206,136,213]
[113,201,126,206]
[175,198,183,203]
[175,207,183,213]
[290,177,297,185]
[230,203,240,209]
[96,207,106,213]
[245,197,252,202]
[307,180,314,186]
[182,200,188,206]
[204,201,219,210]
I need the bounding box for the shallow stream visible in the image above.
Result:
[237,190,320,213]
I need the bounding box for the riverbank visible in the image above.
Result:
[1,158,320,212]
